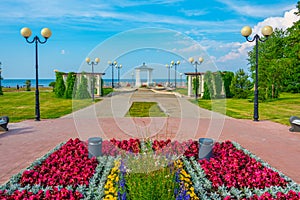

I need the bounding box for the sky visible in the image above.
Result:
[0,0,299,80]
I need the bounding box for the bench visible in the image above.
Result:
[289,116,300,132]
[0,116,9,131]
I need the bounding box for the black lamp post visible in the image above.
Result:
[0,62,3,95]
[21,27,52,121]
[189,57,204,100]
[108,61,117,88]
[241,25,273,121]
[86,57,100,101]
[171,60,180,88]
[165,64,172,87]
[116,64,122,87]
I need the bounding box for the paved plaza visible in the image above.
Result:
[0,89,300,184]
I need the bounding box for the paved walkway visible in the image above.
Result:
[1,89,300,185]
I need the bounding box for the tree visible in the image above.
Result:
[214,71,223,98]
[230,69,252,99]
[221,71,234,98]
[247,2,300,96]
[75,74,91,99]
[54,72,66,98]
[204,71,214,97]
[64,72,76,99]
[192,76,199,97]
[25,80,31,91]
[202,82,211,100]
[49,82,55,92]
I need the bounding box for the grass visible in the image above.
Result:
[126,102,166,117]
[0,90,97,122]
[195,92,300,125]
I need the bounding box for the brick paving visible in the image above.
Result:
[0,89,299,185]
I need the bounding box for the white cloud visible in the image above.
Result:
[61,50,65,55]
[252,9,300,37]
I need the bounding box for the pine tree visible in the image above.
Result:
[230,69,252,99]
[75,74,91,99]
[202,82,211,100]
[64,72,76,99]
[54,72,66,98]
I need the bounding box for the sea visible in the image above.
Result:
[1,78,173,88]
[1,79,55,88]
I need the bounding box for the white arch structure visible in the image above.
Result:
[135,62,153,87]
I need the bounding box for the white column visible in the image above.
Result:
[188,75,192,97]
[147,69,153,86]
[200,74,205,97]
[96,75,101,96]
[135,69,141,87]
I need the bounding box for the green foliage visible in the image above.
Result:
[192,76,199,97]
[64,72,76,99]
[25,80,31,91]
[54,72,66,98]
[230,69,252,99]
[48,82,56,92]
[202,82,211,100]
[247,3,300,98]
[214,71,223,98]
[221,71,234,98]
[75,74,91,99]
[204,71,214,98]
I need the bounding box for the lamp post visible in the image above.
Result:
[189,57,204,100]
[116,64,122,87]
[170,60,180,88]
[0,62,3,95]
[180,73,183,88]
[86,57,100,101]
[108,61,117,88]
[241,25,273,121]
[165,64,172,87]
[21,27,52,121]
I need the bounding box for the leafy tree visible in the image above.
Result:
[54,72,66,98]
[230,69,252,99]
[202,82,211,100]
[282,3,300,93]
[221,71,234,98]
[25,80,31,91]
[75,74,91,99]
[64,72,76,99]
[49,82,56,92]
[247,2,300,96]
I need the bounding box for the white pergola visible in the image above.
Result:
[135,63,153,87]
[62,72,105,96]
[184,72,205,97]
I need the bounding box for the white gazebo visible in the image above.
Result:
[184,72,205,97]
[135,63,153,87]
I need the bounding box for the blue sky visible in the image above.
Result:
[0,0,299,80]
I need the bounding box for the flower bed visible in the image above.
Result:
[1,138,300,200]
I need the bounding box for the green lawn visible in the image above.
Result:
[126,102,166,117]
[195,93,300,125]
[0,90,96,122]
